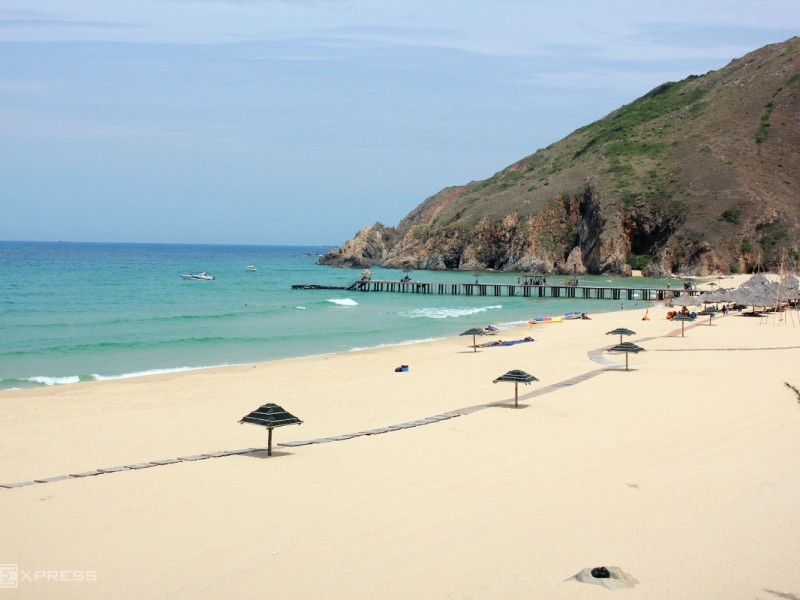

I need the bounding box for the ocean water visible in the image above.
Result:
[0,241,667,391]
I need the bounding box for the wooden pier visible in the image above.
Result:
[292,279,699,302]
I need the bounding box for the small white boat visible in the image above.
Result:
[246,265,257,272]
[181,272,215,281]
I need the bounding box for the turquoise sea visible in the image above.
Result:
[0,241,668,391]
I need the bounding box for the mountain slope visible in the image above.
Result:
[320,37,800,276]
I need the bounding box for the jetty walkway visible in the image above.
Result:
[292,279,699,302]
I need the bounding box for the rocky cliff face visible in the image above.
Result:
[320,38,800,276]
[318,223,398,269]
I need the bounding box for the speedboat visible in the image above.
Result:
[246,265,257,272]
[181,272,215,281]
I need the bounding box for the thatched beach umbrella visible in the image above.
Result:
[606,342,645,371]
[784,275,800,298]
[460,327,485,352]
[740,272,771,289]
[606,327,636,344]
[239,403,303,456]
[493,369,539,408]
[698,305,720,325]
[701,289,733,304]
[670,313,696,337]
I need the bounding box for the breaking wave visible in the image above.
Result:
[325,298,358,307]
[405,305,503,319]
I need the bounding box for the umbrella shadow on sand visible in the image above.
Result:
[489,402,534,410]
[244,449,294,460]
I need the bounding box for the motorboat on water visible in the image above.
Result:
[181,272,215,281]
[246,265,257,272]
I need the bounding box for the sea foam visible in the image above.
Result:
[27,375,82,386]
[406,305,503,319]
[326,298,358,307]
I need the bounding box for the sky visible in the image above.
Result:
[1,1,798,246]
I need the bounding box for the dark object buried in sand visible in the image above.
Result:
[591,566,610,578]
[566,565,639,590]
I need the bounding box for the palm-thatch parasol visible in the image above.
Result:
[701,289,733,304]
[670,313,696,337]
[697,305,720,325]
[606,341,645,371]
[606,327,636,344]
[740,272,771,289]
[460,327,485,352]
[493,369,539,407]
[736,273,781,308]
[239,403,303,456]
[783,275,800,300]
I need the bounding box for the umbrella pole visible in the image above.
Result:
[473,334,477,352]
[515,383,519,408]
[268,427,273,456]
[625,353,629,371]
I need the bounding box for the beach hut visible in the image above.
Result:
[239,403,303,456]
[493,369,539,408]
[460,327,485,353]
[606,342,645,371]
[606,327,636,344]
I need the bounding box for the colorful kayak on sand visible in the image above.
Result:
[528,316,563,324]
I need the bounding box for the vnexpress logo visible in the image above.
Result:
[0,564,18,589]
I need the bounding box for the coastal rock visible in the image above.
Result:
[318,222,397,269]
[564,246,587,275]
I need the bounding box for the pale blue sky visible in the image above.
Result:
[1,1,797,245]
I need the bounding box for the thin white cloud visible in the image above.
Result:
[0,0,796,55]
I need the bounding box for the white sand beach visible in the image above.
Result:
[2,274,800,599]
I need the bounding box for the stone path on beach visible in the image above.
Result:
[5,315,793,489]
[0,340,650,490]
